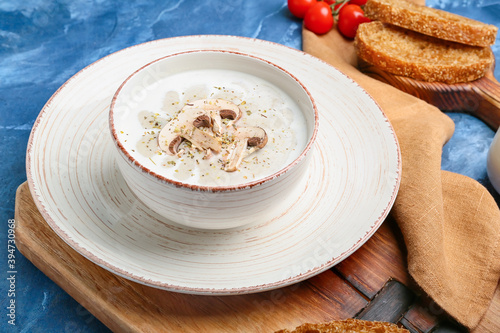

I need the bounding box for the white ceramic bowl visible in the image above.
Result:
[109,50,318,229]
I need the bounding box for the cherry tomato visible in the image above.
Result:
[324,0,336,3]
[337,4,371,39]
[288,0,317,19]
[304,2,334,34]
[349,0,368,6]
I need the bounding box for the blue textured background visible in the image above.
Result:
[1,0,499,331]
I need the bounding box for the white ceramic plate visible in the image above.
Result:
[27,35,401,295]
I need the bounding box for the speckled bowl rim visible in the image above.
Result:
[109,50,319,192]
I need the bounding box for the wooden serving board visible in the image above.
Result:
[359,61,500,130]
[14,182,499,332]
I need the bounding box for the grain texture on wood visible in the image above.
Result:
[14,182,366,333]
[14,182,500,332]
[401,300,441,333]
[355,280,416,323]
[334,217,410,298]
[359,62,500,130]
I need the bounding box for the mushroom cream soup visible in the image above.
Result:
[117,69,308,187]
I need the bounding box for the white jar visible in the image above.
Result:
[487,129,500,193]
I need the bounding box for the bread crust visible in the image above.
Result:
[364,0,498,47]
[354,22,494,84]
[275,318,410,332]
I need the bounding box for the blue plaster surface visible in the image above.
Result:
[0,0,499,332]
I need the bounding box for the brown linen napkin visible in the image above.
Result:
[302,2,500,328]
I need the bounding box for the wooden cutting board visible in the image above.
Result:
[14,182,499,332]
[359,61,500,130]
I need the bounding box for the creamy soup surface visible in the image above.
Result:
[116,69,308,187]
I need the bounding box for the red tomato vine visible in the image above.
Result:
[288,0,371,38]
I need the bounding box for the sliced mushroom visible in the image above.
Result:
[224,126,268,172]
[192,114,212,128]
[158,99,242,155]
[188,127,221,153]
[157,109,221,155]
[183,99,242,134]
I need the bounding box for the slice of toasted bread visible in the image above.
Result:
[275,318,410,332]
[364,0,498,47]
[354,21,494,84]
